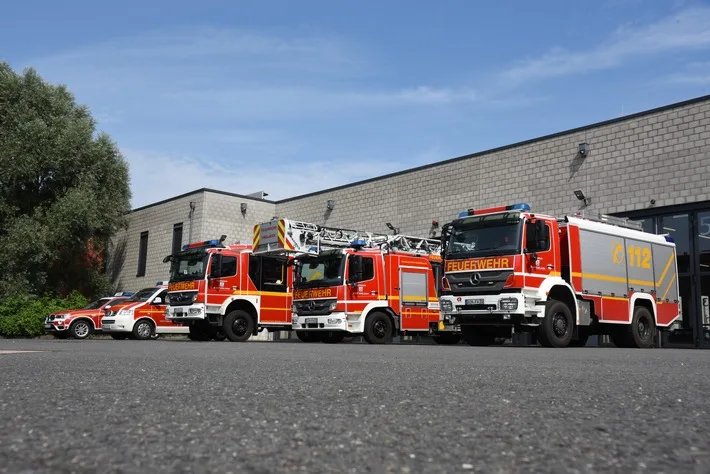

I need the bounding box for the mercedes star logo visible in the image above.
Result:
[470,273,481,285]
[308,300,316,310]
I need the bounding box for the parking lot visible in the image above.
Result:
[1,338,709,473]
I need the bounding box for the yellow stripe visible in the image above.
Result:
[253,224,261,248]
[260,307,289,311]
[233,290,290,297]
[603,296,628,301]
[403,295,427,302]
[571,272,654,287]
[655,252,675,287]
[661,278,674,301]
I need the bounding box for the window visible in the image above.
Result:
[247,255,288,292]
[172,223,183,255]
[525,221,550,252]
[219,256,238,277]
[137,231,149,277]
[349,256,375,282]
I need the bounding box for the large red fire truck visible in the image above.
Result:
[438,203,680,348]
[253,219,460,344]
[164,237,292,342]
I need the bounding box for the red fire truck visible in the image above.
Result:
[253,219,460,344]
[438,203,680,348]
[164,238,293,342]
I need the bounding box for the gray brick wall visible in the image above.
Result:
[276,98,710,237]
[110,190,275,293]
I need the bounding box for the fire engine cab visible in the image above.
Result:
[439,203,681,348]
[253,218,460,344]
[164,238,293,342]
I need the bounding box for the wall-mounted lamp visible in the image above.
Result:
[574,189,592,207]
[240,202,247,215]
[189,201,196,211]
[385,222,399,235]
[326,199,334,211]
[578,142,589,156]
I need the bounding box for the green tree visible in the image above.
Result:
[0,62,131,299]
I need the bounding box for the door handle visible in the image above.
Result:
[370,291,377,295]
[546,265,554,269]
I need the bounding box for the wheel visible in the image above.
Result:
[461,326,495,346]
[539,300,574,348]
[364,312,393,344]
[132,319,155,341]
[223,310,254,342]
[69,320,92,340]
[432,334,461,345]
[110,333,128,340]
[188,322,211,341]
[321,331,345,344]
[569,326,590,347]
[627,306,656,348]
[296,331,318,343]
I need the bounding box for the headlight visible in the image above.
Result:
[329,301,337,311]
[118,309,134,317]
[499,298,518,311]
[191,293,198,302]
[440,300,453,312]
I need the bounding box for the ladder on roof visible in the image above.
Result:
[253,218,442,256]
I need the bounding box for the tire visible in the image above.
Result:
[223,310,254,342]
[627,306,656,348]
[432,334,461,345]
[364,312,393,344]
[539,299,574,348]
[321,331,345,344]
[569,327,590,347]
[132,319,155,341]
[188,322,211,341]
[461,326,495,346]
[211,329,227,341]
[110,333,128,340]
[69,319,92,340]
[296,331,317,343]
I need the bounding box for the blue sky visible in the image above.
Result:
[3,0,710,208]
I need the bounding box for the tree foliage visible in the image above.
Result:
[0,62,131,299]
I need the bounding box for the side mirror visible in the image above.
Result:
[209,254,222,279]
[152,297,163,305]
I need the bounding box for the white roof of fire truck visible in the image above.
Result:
[252,218,442,257]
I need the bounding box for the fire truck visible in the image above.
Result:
[253,218,460,344]
[164,238,293,342]
[438,203,681,348]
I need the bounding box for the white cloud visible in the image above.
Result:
[501,6,710,84]
[125,147,442,208]
[662,61,710,85]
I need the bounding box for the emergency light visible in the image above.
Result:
[350,239,367,249]
[458,203,531,217]
[182,239,221,250]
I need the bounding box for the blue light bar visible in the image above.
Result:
[664,236,675,243]
[350,239,367,248]
[458,211,469,217]
[507,203,531,211]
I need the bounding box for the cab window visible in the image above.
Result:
[349,257,375,282]
[219,256,238,277]
[248,255,287,293]
[525,221,551,252]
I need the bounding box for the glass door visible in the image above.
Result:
[696,211,710,348]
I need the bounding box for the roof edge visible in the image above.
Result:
[130,188,276,213]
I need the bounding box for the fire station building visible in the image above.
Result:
[110,94,710,348]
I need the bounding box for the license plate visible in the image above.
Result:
[466,298,484,305]
[44,324,51,329]
[305,318,318,324]
[174,309,184,317]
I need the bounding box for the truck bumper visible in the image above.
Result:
[166,304,207,322]
[439,293,541,325]
[292,312,362,332]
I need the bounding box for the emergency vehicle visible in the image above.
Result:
[44,293,132,339]
[101,283,188,340]
[439,203,681,348]
[253,218,460,344]
[164,238,293,342]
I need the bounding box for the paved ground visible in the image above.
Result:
[0,339,708,474]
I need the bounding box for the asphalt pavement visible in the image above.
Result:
[0,338,709,474]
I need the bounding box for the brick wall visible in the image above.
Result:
[275,97,710,237]
[200,192,277,246]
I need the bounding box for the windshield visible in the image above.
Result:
[170,249,209,282]
[294,252,345,289]
[447,213,523,258]
[128,288,157,302]
[83,298,111,310]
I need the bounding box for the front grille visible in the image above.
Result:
[447,270,513,295]
[169,291,198,306]
[103,319,115,324]
[294,299,336,316]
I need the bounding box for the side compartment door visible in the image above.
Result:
[256,256,291,325]
[400,268,430,331]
